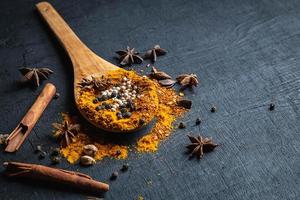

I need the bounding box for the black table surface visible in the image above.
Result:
[0,0,299,199]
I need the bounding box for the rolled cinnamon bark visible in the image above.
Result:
[3,162,109,193]
[5,83,56,152]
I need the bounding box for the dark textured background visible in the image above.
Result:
[0,0,300,199]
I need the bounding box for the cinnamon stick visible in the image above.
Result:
[3,162,109,193]
[5,83,56,152]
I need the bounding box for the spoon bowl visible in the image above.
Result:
[36,2,157,133]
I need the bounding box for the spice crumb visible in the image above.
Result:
[138,194,144,200]
[0,134,9,145]
[51,148,60,156]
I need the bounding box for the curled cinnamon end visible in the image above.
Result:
[3,161,109,193]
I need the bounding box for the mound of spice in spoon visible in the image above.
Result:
[76,69,159,132]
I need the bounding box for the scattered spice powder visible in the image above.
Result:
[56,114,128,164]
[54,72,187,163]
[136,84,186,152]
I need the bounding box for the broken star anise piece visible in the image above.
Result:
[186,135,218,159]
[52,121,80,147]
[158,79,176,88]
[176,73,198,89]
[78,76,110,91]
[19,67,53,87]
[149,66,172,80]
[144,45,167,62]
[116,46,143,66]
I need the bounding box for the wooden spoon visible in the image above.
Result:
[36,2,155,132]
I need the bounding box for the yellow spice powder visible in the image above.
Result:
[77,69,159,132]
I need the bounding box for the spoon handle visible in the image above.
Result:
[36,2,118,81]
[36,2,90,64]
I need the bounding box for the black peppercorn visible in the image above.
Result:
[269,103,275,111]
[54,92,60,99]
[210,106,217,113]
[119,104,126,109]
[51,156,61,164]
[139,118,145,126]
[38,151,47,160]
[123,112,132,118]
[116,150,121,156]
[103,95,109,101]
[127,100,135,111]
[95,106,101,111]
[195,118,201,125]
[121,164,129,172]
[51,148,60,156]
[110,171,118,180]
[120,108,127,113]
[93,98,98,104]
[116,112,123,119]
[105,104,112,109]
[178,122,186,129]
[111,91,117,98]
[98,95,106,101]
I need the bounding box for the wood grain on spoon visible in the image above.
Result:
[36,2,155,132]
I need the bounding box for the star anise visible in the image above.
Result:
[144,45,167,62]
[19,67,53,87]
[176,73,198,89]
[116,46,143,66]
[52,121,80,147]
[186,135,218,159]
[78,76,110,91]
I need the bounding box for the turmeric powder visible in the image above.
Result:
[77,69,158,132]
[136,84,185,152]
[53,71,187,164]
[55,114,128,164]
